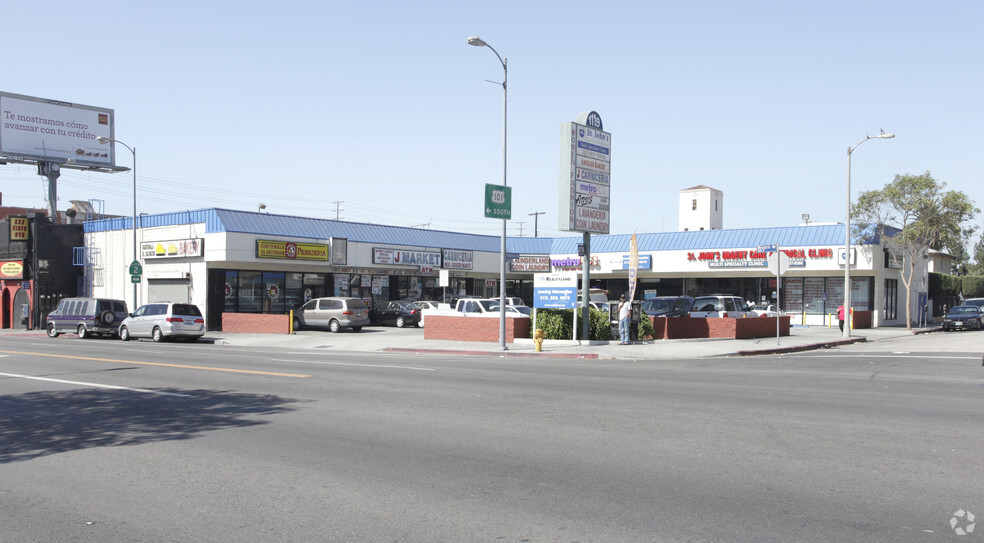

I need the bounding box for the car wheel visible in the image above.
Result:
[152,327,164,342]
[292,316,303,331]
[47,323,59,338]
[396,316,405,328]
[77,325,88,339]
[329,319,341,333]
[120,326,131,341]
[99,310,115,326]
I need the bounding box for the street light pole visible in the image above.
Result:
[468,35,509,351]
[844,130,894,338]
[96,136,138,311]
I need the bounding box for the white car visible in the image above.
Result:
[414,300,450,327]
[750,303,784,317]
[506,305,532,316]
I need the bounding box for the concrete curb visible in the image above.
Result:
[383,347,600,359]
[736,337,867,356]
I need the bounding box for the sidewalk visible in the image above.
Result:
[2,324,938,360]
[201,324,938,360]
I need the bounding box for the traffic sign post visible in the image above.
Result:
[128,260,143,276]
[484,184,511,219]
[130,275,141,284]
[766,246,787,345]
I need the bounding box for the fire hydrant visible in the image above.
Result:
[534,328,546,352]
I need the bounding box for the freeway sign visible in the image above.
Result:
[484,183,511,219]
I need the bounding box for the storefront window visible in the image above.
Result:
[334,274,350,297]
[224,271,238,312]
[884,279,898,320]
[286,273,303,311]
[802,278,826,314]
[784,277,803,313]
[850,277,870,311]
[238,271,262,313]
[262,272,285,314]
[303,273,327,301]
[824,278,844,313]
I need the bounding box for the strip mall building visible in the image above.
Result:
[80,193,943,331]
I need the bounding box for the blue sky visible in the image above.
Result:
[2,0,981,245]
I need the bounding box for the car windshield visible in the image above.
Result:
[644,299,676,312]
[478,300,501,311]
[948,306,978,315]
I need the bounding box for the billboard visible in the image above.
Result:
[0,91,118,170]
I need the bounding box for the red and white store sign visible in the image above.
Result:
[686,247,835,262]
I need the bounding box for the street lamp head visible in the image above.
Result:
[467,36,487,47]
[876,130,895,139]
[96,136,112,144]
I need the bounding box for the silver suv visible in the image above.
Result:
[46,297,129,339]
[119,302,205,342]
[689,295,753,318]
[293,297,369,332]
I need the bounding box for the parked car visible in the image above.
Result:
[641,296,694,318]
[507,305,532,316]
[374,300,421,328]
[961,297,984,309]
[941,305,983,331]
[293,297,369,332]
[119,302,205,342]
[504,297,525,306]
[414,300,450,327]
[689,295,753,318]
[46,297,129,339]
[750,303,784,317]
[449,295,482,308]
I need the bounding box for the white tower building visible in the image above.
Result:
[678,185,723,231]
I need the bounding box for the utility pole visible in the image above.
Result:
[331,201,343,220]
[529,211,545,237]
[516,221,525,237]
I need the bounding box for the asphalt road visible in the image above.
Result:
[1,333,981,542]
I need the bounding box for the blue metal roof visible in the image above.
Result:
[83,208,849,255]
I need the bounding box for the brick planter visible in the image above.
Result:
[650,316,790,339]
[221,312,289,334]
[424,315,530,343]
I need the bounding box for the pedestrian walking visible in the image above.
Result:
[837,304,851,331]
[618,294,631,344]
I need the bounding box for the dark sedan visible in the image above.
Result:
[942,305,983,331]
[641,296,694,318]
[374,301,421,328]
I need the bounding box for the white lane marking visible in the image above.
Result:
[271,359,435,371]
[802,354,979,360]
[0,372,189,397]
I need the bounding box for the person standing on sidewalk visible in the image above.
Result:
[618,294,631,345]
[837,304,850,332]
